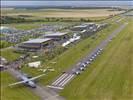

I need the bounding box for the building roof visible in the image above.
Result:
[44,32,67,37]
[74,25,88,28]
[74,23,95,28]
[23,38,51,44]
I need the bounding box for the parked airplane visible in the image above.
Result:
[8,73,46,88]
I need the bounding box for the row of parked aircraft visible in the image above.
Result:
[73,48,103,75]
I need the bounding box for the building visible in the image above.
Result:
[71,25,88,31]
[44,32,69,41]
[71,23,97,32]
[18,38,53,51]
[71,23,108,38]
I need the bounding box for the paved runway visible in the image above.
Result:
[48,23,128,90]
[48,73,75,90]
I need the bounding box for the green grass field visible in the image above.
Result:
[60,17,133,100]
[0,49,21,62]
[1,72,40,100]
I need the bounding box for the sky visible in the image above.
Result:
[1,0,132,7]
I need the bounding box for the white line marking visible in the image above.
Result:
[60,75,74,87]
[58,74,74,87]
[52,74,68,86]
[47,85,63,90]
[54,74,69,86]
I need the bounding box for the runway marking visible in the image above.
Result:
[59,75,74,87]
[58,75,72,86]
[52,74,68,86]
[47,85,64,90]
[52,74,67,85]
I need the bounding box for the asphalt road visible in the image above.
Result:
[48,23,128,90]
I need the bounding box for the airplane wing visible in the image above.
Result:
[8,80,27,87]
[29,73,46,81]
[8,74,46,86]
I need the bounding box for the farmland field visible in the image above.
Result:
[60,17,133,100]
[2,9,124,18]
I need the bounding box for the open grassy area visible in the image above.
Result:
[22,17,124,85]
[1,71,40,100]
[60,18,133,100]
[12,23,40,30]
[0,49,21,62]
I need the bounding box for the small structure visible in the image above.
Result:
[28,61,41,68]
[0,57,7,65]
[32,56,38,58]
[18,38,53,51]
[44,32,69,41]
[71,23,96,32]
[62,34,81,47]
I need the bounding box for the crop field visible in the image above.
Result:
[1,72,39,100]
[60,18,133,100]
[2,9,124,18]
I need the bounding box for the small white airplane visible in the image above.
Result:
[8,73,46,88]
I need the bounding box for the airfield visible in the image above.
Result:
[0,8,133,100]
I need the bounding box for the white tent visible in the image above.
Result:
[28,61,41,68]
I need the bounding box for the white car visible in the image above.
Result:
[89,58,93,61]
[94,54,97,57]
[99,48,103,51]
[85,61,90,65]
[75,71,81,75]
[81,63,87,67]
[91,56,95,59]
[79,67,85,71]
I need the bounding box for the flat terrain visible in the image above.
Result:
[1,72,40,100]
[2,9,124,18]
[60,18,133,100]
[1,8,131,100]
[22,17,124,85]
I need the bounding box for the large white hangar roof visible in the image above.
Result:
[23,38,51,44]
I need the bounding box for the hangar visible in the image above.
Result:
[44,32,69,41]
[19,38,53,51]
[70,23,97,32]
